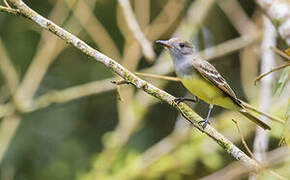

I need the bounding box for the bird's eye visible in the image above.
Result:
[179,43,185,48]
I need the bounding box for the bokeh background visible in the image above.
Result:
[0,0,289,179]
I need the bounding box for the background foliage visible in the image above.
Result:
[0,0,289,179]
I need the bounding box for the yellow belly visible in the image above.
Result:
[181,75,240,110]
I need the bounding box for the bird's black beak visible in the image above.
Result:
[156,40,172,49]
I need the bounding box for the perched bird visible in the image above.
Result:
[156,38,270,130]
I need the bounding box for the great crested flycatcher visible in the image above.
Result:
[156,38,270,130]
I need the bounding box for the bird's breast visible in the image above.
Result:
[181,74,240,110]
[173,59,195,77]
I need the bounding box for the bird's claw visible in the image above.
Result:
[198,120,211,129]
[173,97,184,105]
[172,97,198,106]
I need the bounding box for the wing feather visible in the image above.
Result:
[192,59,238,100]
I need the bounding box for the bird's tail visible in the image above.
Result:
[240,100,285,124]
[239,109,271,130]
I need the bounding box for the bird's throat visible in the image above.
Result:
[173,55,196,78]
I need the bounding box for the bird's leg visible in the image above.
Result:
[198,104,213,129]
[173,96,199,105]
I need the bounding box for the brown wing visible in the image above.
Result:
[192,59,271,130]
[192,58,237,100]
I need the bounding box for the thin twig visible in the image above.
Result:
[0,78,119,119]
[0,38,19,94]
[232,119,256,159]
[116,85,124,102]
[134,0,150,29]
[251,18,276,180]
[135,72,181,82]
[218,0,259,35]
[0,5,19,15]
[3,0,11,8]
[0,115,21,162]
[270,46,290,61]
[254,63,290,85]
[198,34,261,60]
[118,0,155,61]
[7,0,261,170]
[28,78,118,112]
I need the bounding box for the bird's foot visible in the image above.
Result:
[173,96,198,106]
[198,119,211,129]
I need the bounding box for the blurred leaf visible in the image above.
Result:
[285,48,290,56]
[283,100,290,146]
[165,173,183,180]
[286,99,290,121]
[201,152,223,171]
[274,66,290,96]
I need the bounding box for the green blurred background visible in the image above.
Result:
[0,0,289,179]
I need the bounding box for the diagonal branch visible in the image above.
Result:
[3,0,11,8]
[218,0,259,35]
[251,17,276,180]
[28,78,117,112]
[271,46,290,61]
[118,0,155,61]
[0,38,19,94]
[255,62,290,85]
[6,0,260,170]
[0,5,19,15]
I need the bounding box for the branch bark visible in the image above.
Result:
[0,5,19,15]
[5,0,260,171]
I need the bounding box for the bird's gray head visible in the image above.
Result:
[156,38,196,77]
[156,38,195,58]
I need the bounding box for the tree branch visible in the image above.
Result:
[250,17,276,180]
[3,0,11,8]
[255,63,290,85]
[0,115,21,162]
[0,5,19,15]
[6,0,260,170]
[218,0,259,35]
[118,0,155,61]
[0,38,19,94]
[271,46,290,61]
[232,119,256,159]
